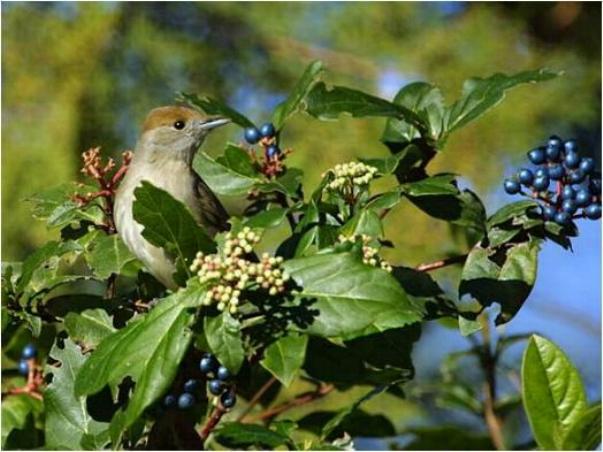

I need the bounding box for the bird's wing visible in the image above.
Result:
[195,177,230,233]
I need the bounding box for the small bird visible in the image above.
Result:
[114,106,230,290]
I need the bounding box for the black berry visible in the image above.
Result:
[216,366,230,381]
[259,123,276,138]
[561,199,577,215]
[579,157,595,174]
[244,127,261,144]
[220,391,237,409]
[575,189,591,207]
[208,379,224,395]
[163,394,177,408]
[564,152,581,169]
[528,148,546,165]
[200,355,217,374]
[554,211,571,226]
[266,145,280,159]
[504,179,520,194]
[178,393,195,410]
[518,168,534,185]
[585,204,602,220]
[183,379,199,394]
[542,205,557,221]
[18,359,29,376]
[533,175,550,191]
[21,344,37,360]
[548,164,565,180]
[569,169,586,184]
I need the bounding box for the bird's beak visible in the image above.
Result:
[198,117,230,131]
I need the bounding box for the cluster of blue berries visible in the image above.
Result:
[18,344,37,375]
[162,353,236,411]
[504,136,602,225]
[244,122,281,159]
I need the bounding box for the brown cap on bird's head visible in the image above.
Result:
[141,106,229,133]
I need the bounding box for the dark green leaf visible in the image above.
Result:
[86,234,137,279]
[222,144,261,178]
[561,403,602,451]
[401,426,494,450]
[261,333,308,387]
[64,309,116,350]
[365,191,402,211]
[359,153,405,176]
[244,208,289,229]
[522,335,588,450]
[256,168,304,198]
[339,209,383,238]
[283,252,423,339]
[1,394,43,448]
[401,174,459,197]
[272,60,324,129]
[44,339,109,449]
[214,422,291,449]
[193,151,262,196]
[487,200,540,229]
[204,312,245,373]
[177,92,254,128]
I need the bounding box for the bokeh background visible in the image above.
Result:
[2,2,601,449]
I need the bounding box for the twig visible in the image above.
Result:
[2,359,44,401]
[199,406,226,442]
[415,254,468,272]
[250,383,334,422]
[236,377,278,422]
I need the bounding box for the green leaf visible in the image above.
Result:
[381,82,445,145]
[86,234,137,279]
[193,151,262,196]
[133,181,215,284]
[487,200,540,228]
[444,69,560,136]
[1,394,42,448]
[401,173,459,196]
[272,60,324,129]
[260,333,308,387]
[222,144,261,178]
[360,153,405,176]
[244,208,289,229]
[402,426,494,450]
[177,92,254,128]
[522,335,588,450]
[306,82,426,132]
[44,339,109,450]
[204,312,245,374]
[283,252,422,339]
[459,241,540,324]
[339,209,383,238]
[214,422,291,449]
[64,309,116,350]
[561,403,602,451]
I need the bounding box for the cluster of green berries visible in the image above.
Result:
[325,162,378,192]
[338,234,393,272]
[18,344,37,376]
[162,353,235,411]
[244,122,281,159]
[190,227,290,314]
[504,136,602,225]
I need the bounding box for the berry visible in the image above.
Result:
[183,379,199,394]
[542,205,557,221]
[528,148,546,164]
[532,175,550,191]
[216,366,230,381]
[562,186,576,199]
[518,168,534,185]
[504,179,520,194]
[579,157,595,174]
[564,152,581,169]
[266,145,280,159]
[575,189,591,207]
[535,168,549,178]
[21,344,37,360]
[548,164,565,180]
[589,179,602,196]
[569,169,586,184]
[208,379,224,395]
[163,394,177,408]
[564,140,578,153]
[585,204,602,220]
[244,127,261,144]
[546,137,562,162]
[200,355,217,374]
[561,199,577,215]
[220,391,237,409]
[259,123,275,138]
[554,211,571,226]
[18,360,29,376]
[177,393,195,410]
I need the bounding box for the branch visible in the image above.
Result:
[250,383,334,422]
[236,377,278,422]
[415,254,468,272]
[199,406,226,442]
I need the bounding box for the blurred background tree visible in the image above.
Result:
[2,2,600,449]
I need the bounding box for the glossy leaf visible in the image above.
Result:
[177,92,254,128]
[64,309,116,349]
[261,333,308,387]
[204,312,245,374]
[561,403,602,451]
[522,335,588,450]
[487,200,540,229]
[244,207,289,229]
[401,173,459,197]
[193,151,262,196]
[222,144,260,178]
[86,234,137,279]
[214,422,291,449]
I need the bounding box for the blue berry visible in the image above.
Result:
[548,164,565,180]
[220,391,237,409]
[585,204,602,220]
[579,157,595,174]
[546,137,562,162]
[561,199,577,215]
[183,379,199,394]
[561,186,576,199]
[208,379,224,395]
[200,356,217,374]
[554,211,571,226]
[542,205,557,221]
[569,169,586,184]
[535,168,549,178]
[564,140,578,153]
[528,148,546,165]
[18,360,29,376]
[564,152,581,169]
[178,393,195,410]
[575,189,591,207]
[216,366,230,381]
[518,168,534,185]
[589,179,602,196]
[21,344,37,360]
[244,127,261,144]
[266,145,280,159]
[163,394,177,408]
[533,175,550,191]
[504,179,521,194]
[259,123,275,138]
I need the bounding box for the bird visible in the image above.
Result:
[114,105,230,290]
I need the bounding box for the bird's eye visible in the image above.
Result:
[174,120,185,130]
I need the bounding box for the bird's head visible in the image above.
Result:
[138,105,229,161]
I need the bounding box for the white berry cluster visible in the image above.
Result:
[338,234,393,272]
[324,161,378,191]
[190,227,290,314]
